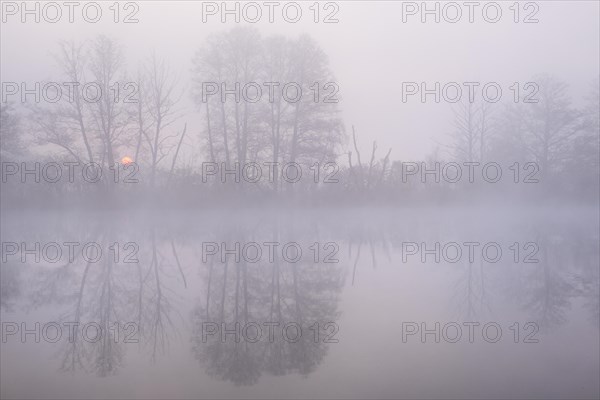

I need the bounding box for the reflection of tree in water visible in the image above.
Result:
[139,230,186,362]
[339,216,597,329]
[9,211,599,381]
[345,220,391,286]
[451,258,492,321]
[581,273,600,327]
[0,262,21,312]
[521,236,575,329]
[54,230,130,376]
[515,229,590,331]
[192,223,345,386]
[19,220,188,376]
[567,226,599,327]
[449,227,596,327]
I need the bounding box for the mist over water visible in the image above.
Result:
[1,1,599,399]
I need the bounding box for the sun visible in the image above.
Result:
[121,156,134,165]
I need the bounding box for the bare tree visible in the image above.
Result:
[54,41,96,164]
[87,35,132,170]
[449,97,493,162]
[192,28,345,195]
[138,53,183,187]
[509,75,581,178]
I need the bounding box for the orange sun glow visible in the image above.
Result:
[121,156,134,165]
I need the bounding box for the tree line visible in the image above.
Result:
[1,27,598,205]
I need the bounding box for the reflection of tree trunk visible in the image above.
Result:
[352,242,362,286]
[206,259,213,320]
[243,262,249,324]
[98,240,115,376]
[543,244,550,323]
[369,239,377,270]
[467,262,474,320]
[269,262,276,320]
[479,103,488,162]
[150,230,165,361]
[137,260,144,340]
[220,260,229,322]
[479,259,487,311]
[292,263,303,324]
[63,260,93,372]
[235,261,240,322]
[77,261,93,314]
[269,227,281,322]
[242,261,249,352]
[216,258,229,360]
[467,102,474,162]
[171,239,187,288]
